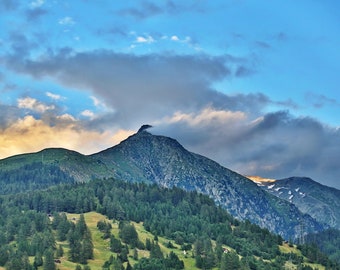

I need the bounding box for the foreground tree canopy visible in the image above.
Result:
[0,177,338,269]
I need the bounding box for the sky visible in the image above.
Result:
[0,0,340,189]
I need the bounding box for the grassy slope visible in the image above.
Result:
[56,212,325,270]
[0,211,326,270]
[64,212,198,270]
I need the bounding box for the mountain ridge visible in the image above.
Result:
[255,176,340,230]
[0,129,330,239]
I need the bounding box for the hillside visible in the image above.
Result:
[255,177,340,230]
[0,177,337,270]
[0,128,327,240]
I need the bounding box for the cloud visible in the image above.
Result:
[6,51,236,126]
[305,92,339,108]
[0,0,18,11]
[58,16,75,25]
[136,35,155,43]
[5,49,340,188]
[26,7,48,21]
[17,97,55,113]
[46,91,64,100]
[117,1,205,20]
[30,0,44,8]
[81,109,95,119]
[0,115,131,159]
[170,35,179,41]
[8,32,37,56]
[154,110,340,189]
[118,1,163,20]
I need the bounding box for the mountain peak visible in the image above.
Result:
[137,124,153,133]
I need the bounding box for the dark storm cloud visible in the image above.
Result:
[154,110,340,189]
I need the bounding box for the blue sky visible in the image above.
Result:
[1,0,340,188]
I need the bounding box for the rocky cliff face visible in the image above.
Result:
[257,177,340,230]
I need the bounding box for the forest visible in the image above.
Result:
[0,177,339,270]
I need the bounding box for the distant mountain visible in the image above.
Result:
[254,176,340,230]
[0,128,326,239]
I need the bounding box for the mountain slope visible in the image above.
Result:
[92,130,325,239]
[0,148,109,194]
[256,177,340,230]
[0,128,327,239]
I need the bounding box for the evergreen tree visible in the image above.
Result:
[150,241,163,259]
[43,248,56,270]
[56,244,64,258]
[110,235,123,253]
[33,252,43,269]
[119,223,139,248]
[133,248,139,260]
[126,261,133,270]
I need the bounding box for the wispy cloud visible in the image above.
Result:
[136,35,155,43]
[58,16,75,25]
[305,92,340,108]
[30,0,44,8]
[118,1,162,20]
[26,7,48,21]
[46,91,64,101]
[17,97,55,113]
[81,109,95,119]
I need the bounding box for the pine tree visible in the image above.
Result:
[43,248,56,270]
[33,252,43,268]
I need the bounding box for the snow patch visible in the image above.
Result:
[268,184,275,189]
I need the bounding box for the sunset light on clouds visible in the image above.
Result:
[0,0,340,188]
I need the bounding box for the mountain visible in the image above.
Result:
[0,128,326,239]
[254,176,340,230]
[0,148,111,195]
[92,129,325,239]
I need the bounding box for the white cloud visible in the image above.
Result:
[81,110,95,118]
[170,35,179,41]
[90,96,102,107]
[165,107,247,127]
[30,0,44,8]
[17,97,55,113]
[46,91,64,100]
[58,17,75,25]
[136,35,154,43]
[57,113,76,122]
